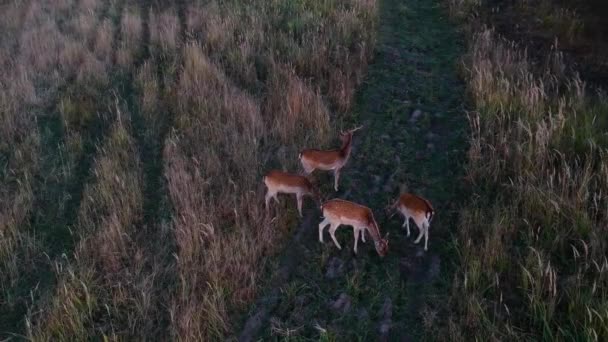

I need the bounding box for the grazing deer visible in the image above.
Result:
[299,126,362,191]
[388,193,434,251]
[319,199,389,256]
[263,170,320,217]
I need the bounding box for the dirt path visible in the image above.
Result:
[239,0,467,340]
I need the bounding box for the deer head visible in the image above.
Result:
[374,232,389,257]
[339,125,363,148]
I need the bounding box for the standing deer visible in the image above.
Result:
[263,170,320,217]
[319,198,389,256]
[388,193,434,251]
[299,126,362,191]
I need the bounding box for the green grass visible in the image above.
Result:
[250,0,468,340]
[437,1,608,339]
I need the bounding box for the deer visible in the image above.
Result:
[387,193,434,251]
[263,170,320,217]
[318,198,389,257]
[299,126,362,191]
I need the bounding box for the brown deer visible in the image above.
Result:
[319,198,389,256]
[263,170,320,217]
[388,193,434,251]
[299,126,362,191]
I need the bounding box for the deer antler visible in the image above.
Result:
[349,125,363,133]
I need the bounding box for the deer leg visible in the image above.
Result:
[329,224,341,250]
[265,191,272,211]
[318,218,330,243]
[353,228,359,254]
[414,222,424,244]
[333,169,341,191]
[296,194,303,217]
[424,221,430,251]
[405,217,411,237]
[359,228,366,243]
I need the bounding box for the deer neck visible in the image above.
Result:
[366,220,381,242]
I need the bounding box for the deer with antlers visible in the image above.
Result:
[263,170,321,217]
[319,198,389,256]
[299,126,362,191]
[388,193,434,251]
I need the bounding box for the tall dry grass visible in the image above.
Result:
[162,1,378,339]
[2,0,378,339]
[27,113,148,340]
[437,13,608,339]
[148,8,181,89]
[149,9,180,57]
[116,9,142,67]
[135,60,160,131]
[0,0,75,301]
[166,44,265,338]
[1,0,150,337]
[186,0,376,111]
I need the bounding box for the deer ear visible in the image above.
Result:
[385,232,390,239]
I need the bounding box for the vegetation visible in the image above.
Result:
[249,0,468,339]
[0,0,377,340]
[438,0,608,340]
[4,0,606,340]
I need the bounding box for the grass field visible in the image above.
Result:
[438,0,608,340]
[2,0,607,340]
[0,0,376,340]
